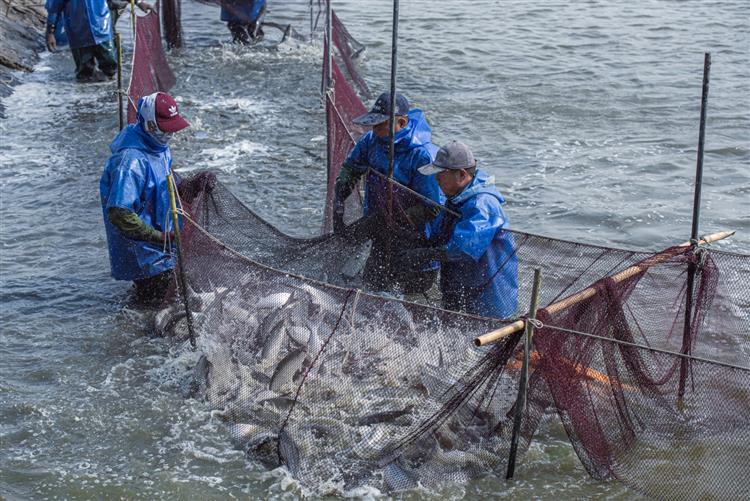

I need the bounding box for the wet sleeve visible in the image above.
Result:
[105,156,147,213]
[408,148,445,206]
[108,207,164,243]
[444,199,505,262]
[342,134,371,174]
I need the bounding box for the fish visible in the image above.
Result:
[382,461,417,492]
[260,321,287,363]
[287,325,311,347]
[187,353,211,398]
[255,292,292,309]
[269,349,308,392]
[278,429,301,476]
[357,406,414,427]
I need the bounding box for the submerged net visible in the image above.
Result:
[126,6,176,123]
[159,180,750,498]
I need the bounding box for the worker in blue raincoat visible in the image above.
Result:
[45,0,68,48]
[100,92,214,306]
[333,91,444,293]
[46,0,116,81]
[221,0,267,44]
[395,141,518,319]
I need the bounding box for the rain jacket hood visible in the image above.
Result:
[432,168,518,319]
[100,118,179,281]
[46,0,112,49]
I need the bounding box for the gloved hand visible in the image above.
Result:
[136,1,155,13]
[393,247,447,272]
[404,203,441,227]
[333,197,346,236]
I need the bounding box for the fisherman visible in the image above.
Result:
[100,92,215,306]
[45,0,117,82]
[221,0,267,44]
[332,91,443,293]
[45,0,68,49]
[394,141,518,318]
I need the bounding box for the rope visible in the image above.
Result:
[535,320,750,372]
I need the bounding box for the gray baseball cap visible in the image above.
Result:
[418,140,477,175]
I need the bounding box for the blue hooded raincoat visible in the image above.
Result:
[432,170,518,319]
[344,108,443,216]
[100,106,180,281]
[46,0,112,50]
[221,0,266,23]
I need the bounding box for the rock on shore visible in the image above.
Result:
[0,0,46,117]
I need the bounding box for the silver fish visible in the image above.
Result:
[255,292,292,309]
[269,349,308,392]
[382,461,417,492]
[287,325,311,347]
[260,321,287,363]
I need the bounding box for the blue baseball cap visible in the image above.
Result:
[352,92,409,126]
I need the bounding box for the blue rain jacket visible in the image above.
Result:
[45,0,69,46]
[344,108,443,217]
[221,0,266,23]
[46,0,112,50]
[100,122,181,281]
[432,170,518,319]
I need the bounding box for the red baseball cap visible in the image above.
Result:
[155,92,190,133]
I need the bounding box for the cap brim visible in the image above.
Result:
[158,115,190,133]
[418,164,446,176]
[352,112,389,126]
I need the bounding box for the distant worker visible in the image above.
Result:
[46,0,117,82]
[221,0,267,44]
[333,91,444,293]
[100,92,214,306]
[395,141,518,319]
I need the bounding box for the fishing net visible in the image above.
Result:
[159,179,750,498]
[126,5,176,123]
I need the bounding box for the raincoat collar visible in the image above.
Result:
[450,169,505,206]
[373,108,432,153]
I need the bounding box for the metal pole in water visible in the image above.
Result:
[309,0,314,43]
[385,0,399,279]
[506,268,541,480]
[678,52,711,403]
[116,33,124,130]
[325,0,332,90]
[324,0,333,196]
[167,174,197,349]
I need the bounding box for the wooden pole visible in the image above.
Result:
[116,33,124,130]
[678,52,711,402]
[167,174,197,349]
[129,0,136,38]
[474,230,734,347]
[506,268,541,479]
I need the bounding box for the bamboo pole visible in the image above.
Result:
[167,174,197,349]
[129,0,136,38]
[474,230,735,347]
[678,52,711,403]
[506,268,541,479]
[116,33,124,130]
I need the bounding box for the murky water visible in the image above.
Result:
[1,0,747,498]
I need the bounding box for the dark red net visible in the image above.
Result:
[126,6,176,123]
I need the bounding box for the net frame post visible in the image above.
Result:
[116,33,124,130]
[167,174,197,349]
[679,52,711,404]
[506,268,541,480]
[385,0,399,278]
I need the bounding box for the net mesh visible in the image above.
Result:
[162,182,750,498]
[126,5,176,123]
